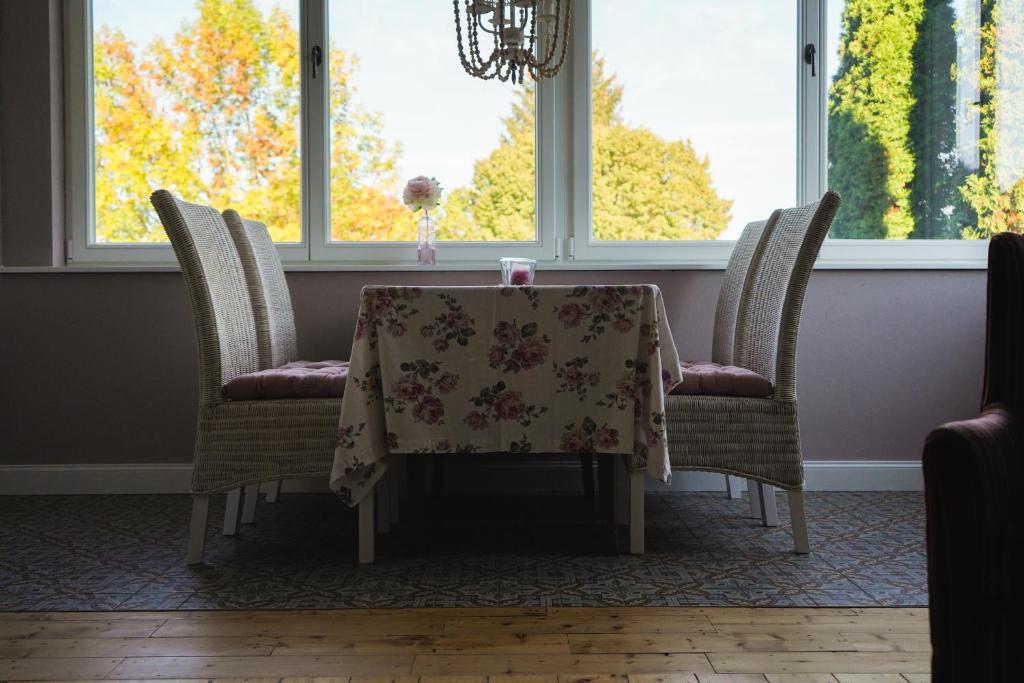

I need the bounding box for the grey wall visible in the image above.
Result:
[0,0,64,266]
[0,268,986,466]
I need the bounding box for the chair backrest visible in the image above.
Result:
[734,190,842,401]
[711,212,780,364]
[150,190,260,405]
[222,210,298,369]
[982,232,1024,412]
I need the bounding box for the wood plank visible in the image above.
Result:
[707,653,930,675]
[279,678,351,683]
[0,656,123,680]
[488,675,559,683]
[627,675,700,683]
[443,617,715,636]
[419,676,487,683]
[153,616,445,638]
[898,676,930,683]
[763,676,839,683]
[0,641,35,658]
[705,615,927,628]
[832,675,909,682]
[568,633,855,655]
[109,654,414,679]
[557,675,629,683]
[837,633,931,653]
[550,610,853,620]
[348,676,420,683]
[0,620,165,639]
[710,621,929,636]
[21,636,278,657]
[411,654,714,676]
[273,634,570,656]
[695,675,768,682]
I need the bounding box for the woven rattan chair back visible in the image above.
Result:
[711,212,781,364]
[223,210,299,370]
[150,190,260,405]
[734,191,841,401]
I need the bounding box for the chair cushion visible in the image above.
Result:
[670,361,772,398]
[223,360,349,400]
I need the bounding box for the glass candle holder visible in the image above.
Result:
[500,257,536,286]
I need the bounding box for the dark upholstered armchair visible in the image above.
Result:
[923,232,1024,681]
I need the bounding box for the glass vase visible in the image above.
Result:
[417,210,436,265]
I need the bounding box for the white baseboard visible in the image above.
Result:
[0,459,922,495]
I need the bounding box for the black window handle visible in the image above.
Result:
[804,43,817,77]
[311,45,323,79]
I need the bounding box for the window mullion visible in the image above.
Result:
[798,0,827,204]
[303,0,329,263]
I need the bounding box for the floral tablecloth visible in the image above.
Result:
[329,285,681,506]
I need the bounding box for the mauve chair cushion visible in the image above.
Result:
[223,360,349,400]
[670,360,772,398]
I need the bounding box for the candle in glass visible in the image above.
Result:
[510,266,531,285]
[500,257,536,285]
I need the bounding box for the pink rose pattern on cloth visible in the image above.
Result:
[330,285,682,506]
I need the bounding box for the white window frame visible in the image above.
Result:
[63,0,990,269]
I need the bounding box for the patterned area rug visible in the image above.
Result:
[0,491,926,610]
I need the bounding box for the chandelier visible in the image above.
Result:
[452,0,573,84]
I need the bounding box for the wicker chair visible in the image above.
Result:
[151,191,355,565]
[923,232,1024,680]
[706,212,781,506]
[664,191,841,554]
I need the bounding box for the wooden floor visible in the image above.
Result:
[0,607,930,682]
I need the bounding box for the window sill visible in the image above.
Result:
[0,257,987,274]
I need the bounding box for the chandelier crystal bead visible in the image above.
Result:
[453,0,572,84]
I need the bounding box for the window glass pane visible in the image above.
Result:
[590,1,796,241]
[327,1,536,242]
[92,0,302,243]
[827,0,1024,239]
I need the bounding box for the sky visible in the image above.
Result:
[95,0,846,240]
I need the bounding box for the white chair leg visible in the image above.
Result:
[629,470,645,554]
[788,489,810,554]
[759,483,779,527]
[222,487,242,536]
[725,475,743,499]
[376,470,391,533]
[264,480,281,503]
[241,483,259,524]
[614,457,629,526]
[358,488,375,564]
[748,478,762,518]
[187,496,210,565]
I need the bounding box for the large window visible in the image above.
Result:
[66,0,1023,267]
[90,0,302,244]
[327,1,536,244]
[827,0,1024,240]
[590,1,797,242]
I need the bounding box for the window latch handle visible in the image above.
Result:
[804,43,817,77]
[311,45,323,79]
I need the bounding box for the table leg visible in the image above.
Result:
[432,454,446,499]
[376,470,390,533]
[596,454,614,525]
[580,454,595,498]
[630,470,645,554]
[613,456,628,526]
[358,488,375,564]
